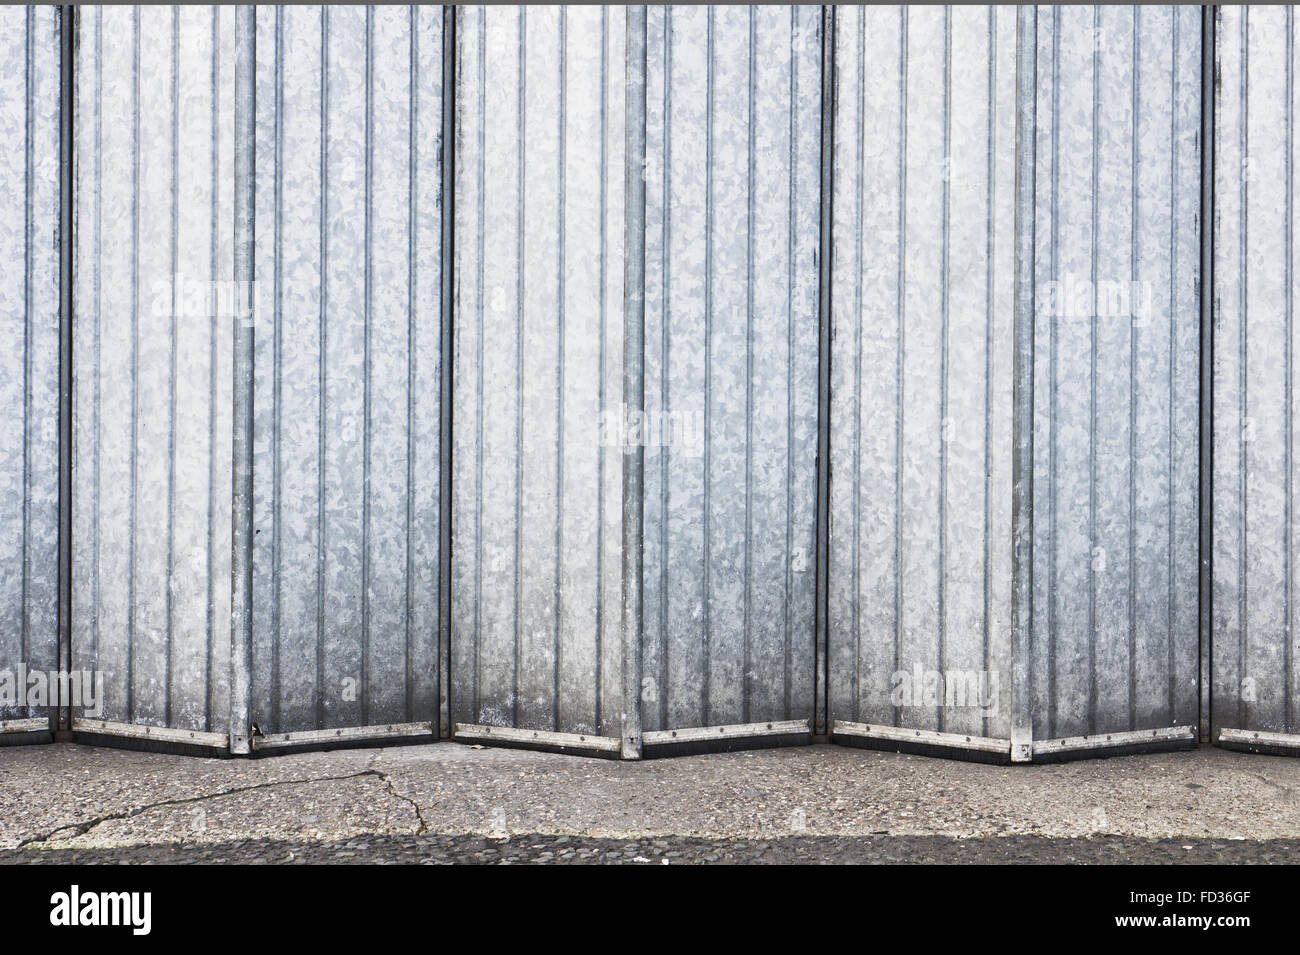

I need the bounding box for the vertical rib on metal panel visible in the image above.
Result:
[828,6,1016,746]
[439,5,456,740]
[0,6,59,733]
[231,4,255,754]
[814,5,834,737]
[623,5,647,758]
[1012,5,1036,761]
[57,5,74,734]
[1199,6,1216,743]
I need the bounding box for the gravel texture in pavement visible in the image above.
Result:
[4,833,1299,865]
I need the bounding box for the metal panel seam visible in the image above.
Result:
[622,4,647,760]
[1011,4,1036,763]
[814,4,835,737]
[230,4,254,757]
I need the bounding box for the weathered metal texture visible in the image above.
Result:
[0,6,60,729]
[828,6,1017,744]
[71,6,234,735]
[639,5,821,739]
[622,4,646,759]
[1030,5,1201,742]
[452,6,626,740]
[1212,6,1300,739]
[249,6,444,738]
[1011,3,1038,763]
[232,3,254,754]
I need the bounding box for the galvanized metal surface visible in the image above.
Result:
[71,6,234,734]
[1031,5,1202,742]
[452,6,626,740]
[828,6,1017,743]
[249,5,444,739]
[0,7,60,727]
[1212,5,1300,738]
[6,1,1299,766]
[640,5,821,740]
[232,4,254,754]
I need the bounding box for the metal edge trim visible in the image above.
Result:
[0,718,54,735]
[642,719,812,746]
[833,720,1011,756]
[252,721,435,750]
[72,717,229,749]
[1218,728,1300,750]
[1031,725,1196,756]
[453,723,621,753]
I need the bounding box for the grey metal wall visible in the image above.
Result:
[22,1,1300,764]
[640,5,821,742]
[249,5,445,742]
[451,5,626,743]
[828,6,1017,745]
[1031,5,1201,744]
[0,6,60,730]
[1212,5,1300,741]
[72,6,234,738]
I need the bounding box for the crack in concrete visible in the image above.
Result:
[363,753,428,834]
[377,772,429,834]
[16,770,391,849]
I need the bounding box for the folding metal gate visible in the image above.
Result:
[4,3,1300,764]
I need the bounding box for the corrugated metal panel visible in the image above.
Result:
[451,6,626,740]
[71,6,234,735]
[1031,5,1201,742]
[640,5,821,739]
[0,6,60,728]
[249,5,444,739]
[828,6,1017,744]
[1213,6,1300,739]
